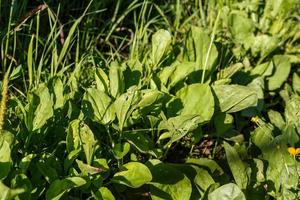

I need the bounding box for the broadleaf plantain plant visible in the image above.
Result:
[0,0,300,199]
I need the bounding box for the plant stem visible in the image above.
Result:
[201,10,221,83]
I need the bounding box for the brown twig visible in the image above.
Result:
[13,4,48,32]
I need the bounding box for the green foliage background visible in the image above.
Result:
[0,0,300,199]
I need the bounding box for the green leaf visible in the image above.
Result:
[46,177,87,200]
[112,162,152,188]
[292,72,300,94]
[224,142,248,189]
[251,61,273,77]
[76,160,105,175]
[95,68,110,93]
[251,35,279,58]
[217,63,243,79]
[109,62,124,98]
[0,136,11,180]
[19,154,35,173]
[138,89,164,108]
[252,158,265,183]
[186,158,224,175]
[66,120,96,165]
[27,35,34,88]
[52,77,64,109]
[147,160,192,200]
[166,163,214,197]
[11,174,32,200]
[212,84,258,113]
[93,187,115,200]
[26,84,54,131]
[137,89,164,115]
[176,84,214,123]
[246,77,264,113]
[82,88,115,125]
[0,130,14,147]
[265,142,294,192]
[64,149,81,171]
[36,159,59,183]
[186,26,218,80]
[251,123,296,191]
[159,62,196,90]
[113,142,130,160]
[167,62,196,88]
[9,65,22,81]
[151,29,172,67]
[57,15,83,67]
[285,95,300,133]
[251,123,274,156]
[114,88,141,130]
[214,112,234,136]
[229,12,254,49]
[0,182,25,200]
[124,132,153,153]
[267,55,291,91]
[193,167,215,192]
[78,122,97,165]
[268,110,285,130]
[66,120,81,153]
[282,125,299,147]
[208,183,246,200]
[158,115,201,146]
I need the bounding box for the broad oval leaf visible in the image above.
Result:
[138,89,164,109]
[185,26,218,80]
[51,77,64,109]
[112,162,152,188]
[66,120,81,153]
[82,88,115,125]
[208,183,246,200]
[158,115,201,146]
[66,120,96,165]
[124,132,154,153]
[95,68,110,93]
[113,142,130,160]
[268,110,285,130]
[114,88,141,131]
[0,136,11,180]
[293,72,300,94]
[214,112,234,136]
[78,122,97,165]
[109,62,124,98]
[224,142,248,189]
[229,12,254,49]
[137,89,164,116]
[26,84,53,131]
[267,55,291,91]
[212,84,258,113]
[285,95,300,133]
[251,123,274,157]
[251,35,279,58]
[151,29,172,67]
[147,160,192,200]
[46,177,87,200]
[176,83,214,123]
[93,187,115,200]
[193,167,215,192]
[159,62,197,90]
